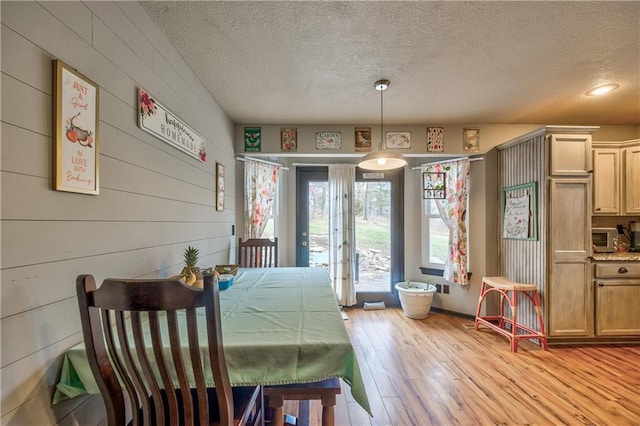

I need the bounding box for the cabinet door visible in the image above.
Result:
[548,178,592,337]
[623,146,640,215]
[592,149,620,215]
[596,281,640,336]
[550,134,592,176]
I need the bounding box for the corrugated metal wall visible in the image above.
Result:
[498,134,547,330]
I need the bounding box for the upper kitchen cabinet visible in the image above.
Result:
[593,148,620,215]
[624,144,640,215]
[550,133,592,176]
[592,140,640,216]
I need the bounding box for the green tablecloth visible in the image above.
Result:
[53,267,371,415]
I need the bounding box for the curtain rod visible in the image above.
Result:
[291,162,345,167]
[411,156,484,170]
[236,156,289,170]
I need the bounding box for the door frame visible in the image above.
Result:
[295,166,404,306]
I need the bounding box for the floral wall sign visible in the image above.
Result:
[427,127,444,152]
[53,60,100,195]
[138,88,206,162]
[463,128,480,152]
[386,131,411,149]
[316,132,342,150]
[216,162,225,211]
[502,182,537,240]
[281,127,297,152]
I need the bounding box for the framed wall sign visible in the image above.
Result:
[281,127,297,152]
[316,132,341,150]
[502,182,537,240]
[53,60,100,195]
[355,127,372,152]
[244,127,261,152]
[216,162,225,211]
[386,131,411,149]
[463,128,480,152]
[138,88,206,162]
[427,127,444,152]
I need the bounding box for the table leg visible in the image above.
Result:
[321,394,337,426]
[267,394,285,426]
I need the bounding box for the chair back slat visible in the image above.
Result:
[148,312,180,425]
[77,274,238,426]
[238,238,278,268]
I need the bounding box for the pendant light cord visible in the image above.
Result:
[380,85,384,150]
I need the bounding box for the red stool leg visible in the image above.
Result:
[510,290,519,352]
[532,290,549,350]
[474,280,487,330]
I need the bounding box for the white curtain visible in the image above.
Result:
[328,164,357,306]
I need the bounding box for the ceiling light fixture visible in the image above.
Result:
[585,83,619,96]
[358,79,407,171]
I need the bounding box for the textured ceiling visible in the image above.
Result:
[141,1,640,126]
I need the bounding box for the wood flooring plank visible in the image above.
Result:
[336,308,640,426]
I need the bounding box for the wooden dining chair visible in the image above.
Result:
[76,273,263,426]
[238,238,278,268]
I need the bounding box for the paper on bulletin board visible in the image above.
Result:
[503,195,530,239]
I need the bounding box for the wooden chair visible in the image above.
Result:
[238,238,278,268]
[76,273,263,426]
[264,378,342,426]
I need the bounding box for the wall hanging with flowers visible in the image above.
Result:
[137,88,206,162]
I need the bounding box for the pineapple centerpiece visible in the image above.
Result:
[180,246,203,288]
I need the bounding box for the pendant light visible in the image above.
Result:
[358,79,407,171]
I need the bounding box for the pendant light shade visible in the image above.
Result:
[358,79,407,171]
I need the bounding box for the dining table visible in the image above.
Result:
[53,267,372,417]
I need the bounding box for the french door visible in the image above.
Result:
[296,166,404,306]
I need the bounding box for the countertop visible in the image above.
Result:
[591,252,640,262]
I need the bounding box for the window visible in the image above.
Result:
[260,178,280,239]
[421,198,448,269]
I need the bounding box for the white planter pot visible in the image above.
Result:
[395,281,437,319]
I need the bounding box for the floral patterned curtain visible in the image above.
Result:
[244,160,280,239]
[424,159,471,285]
[328,164,357,306]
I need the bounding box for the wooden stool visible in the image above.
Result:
[474,276,548,352]
[264,378,341,426]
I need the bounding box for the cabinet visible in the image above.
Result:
[624,145,640,215]
[548,178,592,337]
[499,126,598,343]
[592,148,620,215]
[550,134,592,176]
[592,140,640,215]
[594,262,640,336]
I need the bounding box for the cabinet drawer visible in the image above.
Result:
[594,262,640,278]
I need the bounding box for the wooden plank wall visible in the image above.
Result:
[1,2,236,425]
[498,134,547,331]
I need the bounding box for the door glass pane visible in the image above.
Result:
[354,181,391,292]
[308,181,329,268]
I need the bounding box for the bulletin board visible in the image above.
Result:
[502,182,537,240]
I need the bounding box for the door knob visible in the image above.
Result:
[302,241,308,247]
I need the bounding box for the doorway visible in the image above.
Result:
[296,166,404,305]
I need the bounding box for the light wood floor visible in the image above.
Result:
[283,307,640,426]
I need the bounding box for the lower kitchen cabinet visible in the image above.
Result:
[594,262,640,336]
[596,280,640,335]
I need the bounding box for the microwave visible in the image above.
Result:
[592,228,617,253]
